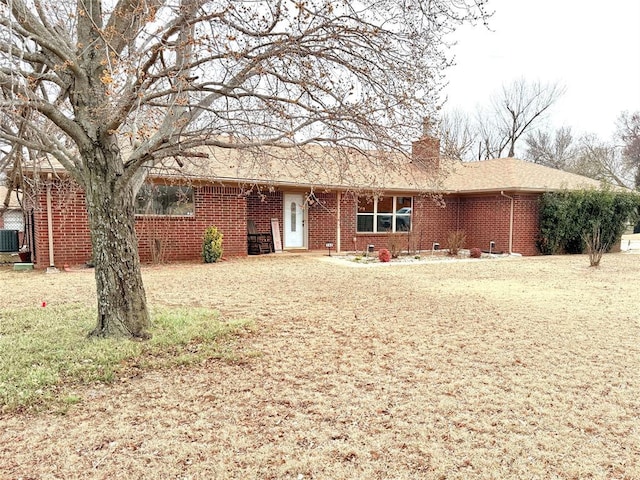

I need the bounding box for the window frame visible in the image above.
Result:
[135,183,195,217]
[356,196,413,233]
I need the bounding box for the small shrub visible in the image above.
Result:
[150,237,166,264]
[583,223,609,267]
[202,226,223,263]
[387,233,404,258]
[378,248,391,262]
[470,247,482,258]
[446,230,466,256]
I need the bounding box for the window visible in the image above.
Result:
[357,196,412,233]
[290,201,297,232]
[135,184,194,216]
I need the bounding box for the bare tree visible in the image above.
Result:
[439,109,476,160]
[476,78,565,159]
[0,0,488,338]
[616,111,640,189]
[524,126,577,169]
[570,134,631,188]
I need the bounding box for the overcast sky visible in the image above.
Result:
[442,0,640,141]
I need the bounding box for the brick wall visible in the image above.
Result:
[246,190,339,250]
[458,195,511,253]
[33,182,92,267]
[33,181,247,268]
[458,193,541,255]
[336,192,541,256]
[136,185,247,263]
[247,190,283,247]
[411,136,441,170]
[512,194,540,256]
[32,180,543,268]
[308,192,338,249]
[417,195,460,249]
[338,193,460,253]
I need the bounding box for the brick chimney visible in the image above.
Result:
[411,117,440,170]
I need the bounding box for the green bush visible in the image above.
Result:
[537,189,640,255]
[202,226,224,263]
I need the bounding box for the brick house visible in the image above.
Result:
[23,134,602,268]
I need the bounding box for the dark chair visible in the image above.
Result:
[247,219,273,255]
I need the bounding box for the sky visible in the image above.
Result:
[442,0,640,141]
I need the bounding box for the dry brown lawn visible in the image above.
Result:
[1,252,640,479]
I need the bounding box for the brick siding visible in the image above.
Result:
[247,190,283,247]
[456,193,540,255]
[32,181,542,268]
[339,193,459,253]
[33,181,247,268]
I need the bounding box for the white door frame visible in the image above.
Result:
[283,193,307,249]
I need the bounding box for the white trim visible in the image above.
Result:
[283,193,306,249]
[356,196,413,233]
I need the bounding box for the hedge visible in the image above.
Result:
[537,189,640,254]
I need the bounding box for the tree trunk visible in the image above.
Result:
[83,149,150,339]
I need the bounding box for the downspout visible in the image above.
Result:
[500,191,514,255]
[46,174,58,271]
[336,192,341,253]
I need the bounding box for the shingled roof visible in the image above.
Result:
[25,142,611,194]
[153,145,607,194]
[0,185,22,209]
[151,143,444,192]
[443,157,605,193]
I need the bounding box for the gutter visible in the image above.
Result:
[500,191,514,255]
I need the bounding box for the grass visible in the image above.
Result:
[0,304,251,413]
[1,254,639,478]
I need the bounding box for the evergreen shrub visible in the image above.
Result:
[202,226,224,263]
[537,189,640,255]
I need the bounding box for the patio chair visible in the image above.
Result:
[247,219,274,255]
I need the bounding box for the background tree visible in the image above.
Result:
[439,109,476,161]
[524,126,577,169]
[476,78,564,159]
[616,111,640,189]
[570,134,631,188]
[0,0,488,338]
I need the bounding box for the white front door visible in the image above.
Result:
[283,193,305,248]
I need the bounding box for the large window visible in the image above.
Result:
[135,184,194,216]
[357,196,412,233]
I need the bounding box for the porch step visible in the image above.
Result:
[13,262,34,271]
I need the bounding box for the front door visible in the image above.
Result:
[283,193,305,248]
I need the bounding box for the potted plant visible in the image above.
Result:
[18,246,31,263]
